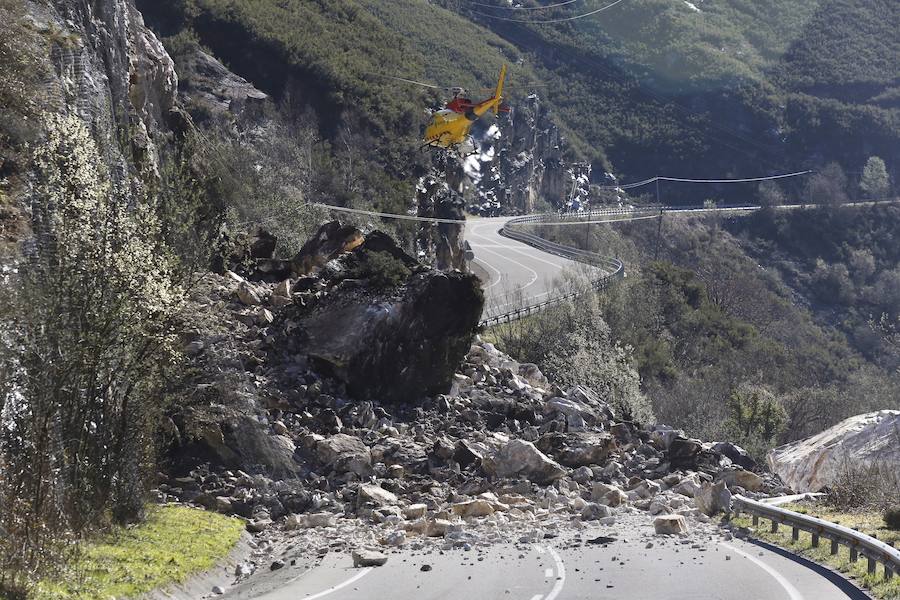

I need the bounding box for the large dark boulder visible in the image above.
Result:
[285,264,483,402]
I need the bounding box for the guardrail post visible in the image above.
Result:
[811,533,819,548]
[752,515,759,526]
[771,520,779,533]
[867,557,876,575]
[830,539,839,555]
[886,542,894,580]
[792,527,800,542]
[850,546,858,563]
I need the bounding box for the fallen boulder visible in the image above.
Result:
[292,221,364,276]
[451,499,495,518]
[291,269,483,402]
[654,515,688,535]
[767,410,900,492]
[581,503,611,521]
[694,480,732,516]
[483,439,567,484]
[667,437,702,469]
[719,469,763,492]
[352,549,388,567]
[285,513,335,529]
[713,442,757,471]
[316,434,372,475]
[553,433,616,468]
[358,484,398,507]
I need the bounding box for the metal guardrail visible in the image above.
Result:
[476,198,900,328]
[477,215,625,328]
[733,494,899,581]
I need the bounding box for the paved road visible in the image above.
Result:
[466,217,591,318]
[466,200,900,318]
[226,534,867,600]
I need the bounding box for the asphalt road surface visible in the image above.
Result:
[226,534,867,600]
[466,217,593,319]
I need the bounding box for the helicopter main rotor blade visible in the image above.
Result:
[366,73,456,92]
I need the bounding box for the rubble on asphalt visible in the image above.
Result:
[157,224,793,585]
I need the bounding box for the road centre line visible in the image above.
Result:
[471,244,540,290]
[545,546,567,600]
[472,256,503,289]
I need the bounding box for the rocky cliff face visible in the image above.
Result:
[465,95,593,215]
[27,0,188,180]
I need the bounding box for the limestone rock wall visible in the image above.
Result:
[29,0,187,180]
[468,95,592,215]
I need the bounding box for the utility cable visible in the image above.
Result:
[600,170,812,191]
[465,0,582,10]
[471,0,628,23]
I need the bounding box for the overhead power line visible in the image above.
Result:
[310,203,469,224]
[603,170,812,190]
[308,171,811,224]
[471,0,629,23]
[465,0,583,10]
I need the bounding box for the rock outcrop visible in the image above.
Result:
[767,410,900,492]
[176,48,269,119]
[466,95,593,214]
[416,164,469,272]
[30,0,189,179]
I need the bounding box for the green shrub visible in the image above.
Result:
[351,250,411,289]
[885,506,900,530]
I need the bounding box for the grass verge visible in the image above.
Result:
[32,505,244,600]
[732,502,900,600]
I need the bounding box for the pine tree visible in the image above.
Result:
[860,156,890,198]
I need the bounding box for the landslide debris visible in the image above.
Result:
[160,221,791,586]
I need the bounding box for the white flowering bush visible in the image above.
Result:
[0,113,183,592]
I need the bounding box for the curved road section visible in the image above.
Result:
[468,216,586,319]
[227,534,866,599]
[468,200,900,324]
[468,216,622,325]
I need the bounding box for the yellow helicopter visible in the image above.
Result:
[422,64,509,155]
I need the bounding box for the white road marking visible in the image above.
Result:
[528,595,544,600]
[544,546,566,600]
[720,542,804,600]
[302,567,374,600]
[473,245,540,290]
[473,256,504,289]
[501,243,576,270]
[533,544,545,554]
[544,568,554,578]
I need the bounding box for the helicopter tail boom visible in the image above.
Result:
[492,64,507,115]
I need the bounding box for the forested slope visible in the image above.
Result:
[452,0,900,189]
[137,0,900,201]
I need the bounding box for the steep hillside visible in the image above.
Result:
[454,0,900,190]
[134,0,899,205]
[777,0,900,98]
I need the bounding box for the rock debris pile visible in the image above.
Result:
[158,222,791,586]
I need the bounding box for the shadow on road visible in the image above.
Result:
[743,538,872,599]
